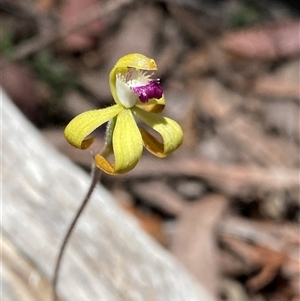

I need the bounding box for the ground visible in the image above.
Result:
[1,0,299,300]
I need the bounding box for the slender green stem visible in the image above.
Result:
[52,166,101,301]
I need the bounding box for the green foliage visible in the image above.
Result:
[230,5,261,28]
[0,30,15,57]
[31,50,78,105]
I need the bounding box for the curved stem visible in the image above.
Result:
[52,167,101,301]
[52,117,116,301]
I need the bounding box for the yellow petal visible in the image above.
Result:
[137,95,165,113]
[109,53,158,105]
[95,109,143,174]
[64,105,122,149]
[114,53,157,70]
[133,106,183,157]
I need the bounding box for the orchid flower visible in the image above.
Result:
[64,53,183,175]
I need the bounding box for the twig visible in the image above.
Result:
[119,158,299,191]
[9,0,133,63]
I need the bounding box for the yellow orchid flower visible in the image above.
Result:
[64,53,183,175]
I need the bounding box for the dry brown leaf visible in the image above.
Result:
[0,63,42,123]
[131,181,185,216]
[221,20,300,60]
[171,194,228,298]
[35,0,56,12]
[253,76,300,100]
[59,0,105,51]
[220,236,262,275]
[122,201,166,245]
[246,245,286,291]
[106,4,162,67]
[217,115,298,166]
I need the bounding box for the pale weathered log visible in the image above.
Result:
[1,87,214,301]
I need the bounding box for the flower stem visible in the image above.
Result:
[52,119,115,301]
[52,166,101,301]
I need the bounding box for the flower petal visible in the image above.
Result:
[64,105,122,149]
[116,73,137,108]
[133,106,183,157]
[139,129,165,157]
[133,80,163,103]
[94,155,115,174]
[137,95,165,113]
[114,53,157,70]
[110,53,158,105]
[95,109,143,174]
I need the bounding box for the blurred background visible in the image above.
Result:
[1,0,299,300]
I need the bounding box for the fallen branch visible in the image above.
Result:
[118,157,299,193]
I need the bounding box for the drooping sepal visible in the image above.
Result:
[64,105,122,149]
[133,106,183,157]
